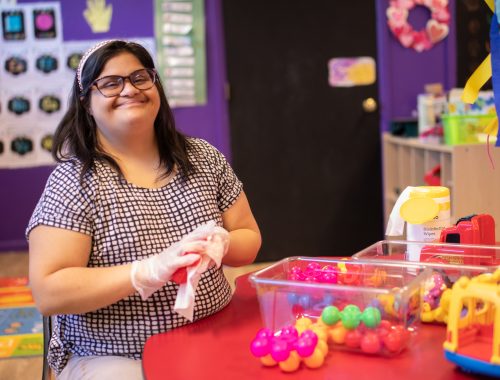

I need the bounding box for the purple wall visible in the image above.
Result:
[0,0,230,252]
[377,0,456,130]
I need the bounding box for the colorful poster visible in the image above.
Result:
[1,0,206,168]
[0,277,42,359]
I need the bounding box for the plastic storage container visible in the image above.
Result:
[249,257,431,357]
[352,240,500,324]
[441,114,495,145]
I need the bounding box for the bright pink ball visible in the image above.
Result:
[270,339,290,362]
[250,337,270,357]
[295,336,315,358]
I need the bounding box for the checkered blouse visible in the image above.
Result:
[26,138,242,374]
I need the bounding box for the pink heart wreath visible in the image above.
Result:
[386,0,450,52]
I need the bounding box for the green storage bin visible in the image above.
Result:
[442,114,495,145]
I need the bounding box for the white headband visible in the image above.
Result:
[77,40,117,92]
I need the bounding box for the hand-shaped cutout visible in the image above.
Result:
[83,0,112,33]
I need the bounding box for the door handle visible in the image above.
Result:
[362,97,377,113]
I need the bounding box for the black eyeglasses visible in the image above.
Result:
[90,68,157,97]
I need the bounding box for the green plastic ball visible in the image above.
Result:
[321,305,340,325]
[340,305,362,330]
[361,306,381,328]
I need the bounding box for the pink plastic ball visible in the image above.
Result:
[271,339,290,362]
[300,330,318,347]
[322,265,336,273]
[306,262,321,271]
[250,337,270,357]
[256,328,273,339]
[320,272,337,283]
[280,325,298,339]
[295,336,315,358]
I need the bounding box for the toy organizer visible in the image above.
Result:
[352,240,500,324]
[249,257,431,357]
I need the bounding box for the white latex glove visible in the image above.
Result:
[130,222,229,300]
[131,240,205,300]
[195,226,230,274]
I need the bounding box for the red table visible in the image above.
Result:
[142,273,481,379]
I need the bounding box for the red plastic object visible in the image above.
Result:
[424,164,441,186]
[171,255,201,284]
[420,214,497,266]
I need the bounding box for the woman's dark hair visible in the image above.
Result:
[52,40,193,181]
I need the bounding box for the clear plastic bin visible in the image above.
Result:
[352,240,500,324]
[249,257,431,357]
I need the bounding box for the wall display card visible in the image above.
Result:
[1,44,33,83]
[328,57,376,87]
[1,9,27,41]
[0,128,7,168]
[154,0,207,107]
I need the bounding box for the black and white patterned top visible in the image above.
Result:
[26,138,242,375]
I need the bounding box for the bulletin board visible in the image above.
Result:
[0,0,206,169]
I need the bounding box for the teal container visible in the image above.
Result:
[442,114,495,145]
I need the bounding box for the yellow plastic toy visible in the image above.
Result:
[443,268,500,377]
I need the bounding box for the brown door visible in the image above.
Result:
[223,1,383,261]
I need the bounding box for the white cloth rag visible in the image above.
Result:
[173,235,225,321]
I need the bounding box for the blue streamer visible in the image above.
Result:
[490,13,500,146]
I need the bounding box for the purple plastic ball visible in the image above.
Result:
[250,337,270,357]
[270,339,290,362]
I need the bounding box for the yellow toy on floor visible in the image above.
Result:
[443,268,500,377]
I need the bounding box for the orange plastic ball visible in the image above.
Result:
[260,354,277,367]
[317,339,329,356]
[303,348,325,368]
[296,317,313,328]
[310,325,328,342]
[278,351,301,372]
[329,325,347,344]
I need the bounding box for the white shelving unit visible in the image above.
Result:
[382,133,500,238]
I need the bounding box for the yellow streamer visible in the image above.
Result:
[484,117,499,136]
[461,54,492,104]
[461,0,494,104]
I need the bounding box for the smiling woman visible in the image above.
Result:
[25,40,261,380]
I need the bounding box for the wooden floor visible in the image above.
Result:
[0,251,271,379]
